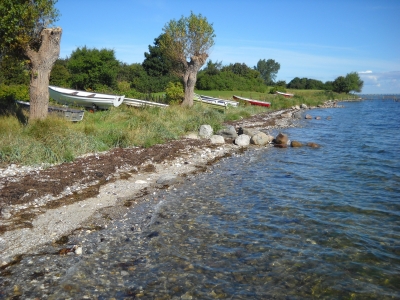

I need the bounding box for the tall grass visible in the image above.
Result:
[0,89,349,166]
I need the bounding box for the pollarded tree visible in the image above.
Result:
[0,0,61,120]
[160,12,215,107]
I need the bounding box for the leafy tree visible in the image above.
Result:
[203,60,222,75]
[160,12,215,106]
[332,76,348,93]
[0,55,30,85]
[345,72,363,93]
[67,47,119,91]
[49,58,70,87]
[254,59,280,85]
[0,0,61,120]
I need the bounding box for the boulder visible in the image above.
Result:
[305,114,312,119]
[250,132,270,146]
[156,174,183,186]
[307,142,320,148]
[238,127,259,137]
[295,105,301,110]
[293,111,303,119]
[280,112,292,118]
[301,103,308,109]
[315,116,321,120]
[216,125,237,138]
[291,141,303,147]
[234,134,250,147]
[210,135,225,144]
[275,133,288,145]
[199,125,213,138]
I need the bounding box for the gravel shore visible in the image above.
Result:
[0,108,298,266]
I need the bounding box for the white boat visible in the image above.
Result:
[48,86,125,110]
[275,91,294,98]
[123,97,169,108]
[194,94,239,108]
[16,100,85,121]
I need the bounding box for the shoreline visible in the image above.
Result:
[0,103,339,265]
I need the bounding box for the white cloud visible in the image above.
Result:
[358,71,400,94]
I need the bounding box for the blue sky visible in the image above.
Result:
[55,0,400,94]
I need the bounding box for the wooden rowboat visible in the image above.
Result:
[48,85,125,110]
[232,95,271,107]
[275,91,294,98]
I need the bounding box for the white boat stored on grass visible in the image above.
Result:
[48,85,125,110]
[123,97,169,108]
[194,94,239,108]
[16,100,85,121]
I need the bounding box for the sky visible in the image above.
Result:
[54,0,400,94]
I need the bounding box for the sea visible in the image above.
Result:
[1,98,399,299]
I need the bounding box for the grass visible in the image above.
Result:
[0,89,353,166]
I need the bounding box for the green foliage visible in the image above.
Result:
[165,82,184,104]
[332,76,348,93]
[0,84,29,101]
[0,56,30,85]
[67,47,120,90]
[269,86,286,94]
[161,12,215,69]
[344,72,363,93]
[49,58,70,87]
[254,59,280,85]
[0,0,59,56]
[197,62,266,92]
[287,77,326,90]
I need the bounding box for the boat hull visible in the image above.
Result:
[48,86,125,110]
[233,95,271,107]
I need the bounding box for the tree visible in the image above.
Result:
[67,47,120,91]
[254,59,280,85]
[332,76,348,93]
[345,72,363,93]
[160,12,215,106]
[332,72,363,93]
[0,0,61,120]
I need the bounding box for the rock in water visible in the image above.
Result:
[291,141,303,147]
[275,133,288,145]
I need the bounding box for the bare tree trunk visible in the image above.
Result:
[181,54,207,107]
[25,27,62,121]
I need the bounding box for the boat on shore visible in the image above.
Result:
[16,100,85,121]
[123,97,169,108]
[275,91,294,98]
[194,94,239,108]
[232,95,271,107]
[48,86,125,110]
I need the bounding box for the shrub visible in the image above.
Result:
[165,82,184,104]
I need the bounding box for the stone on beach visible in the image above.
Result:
[216,125,238,138]
[238,127,259,137]
[250,132,271,146]
[210,135,225,144]
[235,134,251,146]
[199,125,213,138]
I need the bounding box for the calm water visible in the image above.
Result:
[1,99,400,299]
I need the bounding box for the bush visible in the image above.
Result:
[165,82,184,104]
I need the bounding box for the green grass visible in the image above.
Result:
[0,89,355,166]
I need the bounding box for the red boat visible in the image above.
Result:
[275,91,294,98]
[232,95,271,107]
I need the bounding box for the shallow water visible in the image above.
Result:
[1,99,400,299]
